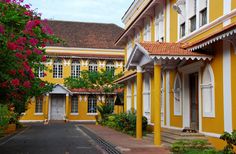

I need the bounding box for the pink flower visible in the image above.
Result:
[23,81,31,88]
[9,70,16,75]
[18,70,25,76]
[7,42,18,50]
[33,48,42,55]
[40,82,45,87]
[11,79,20,87]
[29,38,38,46]
[6,0,11,3]
[24,4,30,9]
[24,11,31,16]
[23,61,31,71]
[16,37,26,45]
[0,24,4,34]
[26,50,32,56]
[41,55,47,62]
[15,52,24,59]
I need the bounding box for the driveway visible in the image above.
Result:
[0,122,102,154]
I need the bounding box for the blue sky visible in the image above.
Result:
[23,0,133,28]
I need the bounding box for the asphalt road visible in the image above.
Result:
[0,122,103,154]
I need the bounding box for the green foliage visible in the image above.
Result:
[171,139,220,154]
[0,1,59,114]
[100,112,148,136]
[97,104,114,119]
[0,105,10,131]
[220,131,236,154]
[64,69,123,94]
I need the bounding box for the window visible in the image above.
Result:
[200,8,207,27]
[88,96,97,113]
[143,17,151,41]
[180,23,186,38]
[53,59,63,78]
[190,15,196,32]
[106,61,115,72]
[174,73,182,115]
[199,0,208,27]
[155,5,164,42]
[201,64,215,117]
[37,66,44,78]
[71,96,78,113]
[107,97,114,106]
[71,60,80,78]
[88,61,98,72]
[127,38,133,60]
[35,97,43,113]
[143,73,151,122]
[134,28,140,43]
[133,80,137,110]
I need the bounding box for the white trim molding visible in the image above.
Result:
[86,113,98,116]
[19,120,44,123]
[223,41,233,132]
[34,113,44,116]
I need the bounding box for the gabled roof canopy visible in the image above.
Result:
[126,42,212,70]
[50,84,73,95]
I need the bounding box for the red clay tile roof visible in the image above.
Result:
[47,52,124,59]
[70,88,123,93]
[140,42,208,56]
[47,20,124,49]
[182,22,236,49]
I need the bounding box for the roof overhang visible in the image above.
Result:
[184,23,236,51]
[50,84,73,95]
[126,42,212,71]
[114,71,137,84]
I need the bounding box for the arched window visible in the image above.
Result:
[174,73,182,115]
[106,61,114,71]
[89,61,98,72]
[88,95,97,113]
[53,59,63,78]
[201,64,215,117]
[71,60,80,78]
[155,4,164,42]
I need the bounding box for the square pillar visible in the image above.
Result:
[153,63,161,145]
[45,93,49,120]
[136,66,143,139]
[65,93,69,118]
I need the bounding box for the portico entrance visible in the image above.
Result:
[50,94,65,120]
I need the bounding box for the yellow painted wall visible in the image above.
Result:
[209,0,223,22]
[169,71,182,128]
[20,97,46,121]
[170,0,178,42]
[202,41,224,134]
[232,0,236,10]
[231,45,236,130]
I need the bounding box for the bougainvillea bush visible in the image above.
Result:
[0,0,60,114]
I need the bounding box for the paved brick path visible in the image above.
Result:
[82,124,170,154]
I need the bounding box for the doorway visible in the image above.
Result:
[189,73,199,130]
[50,94,65,120]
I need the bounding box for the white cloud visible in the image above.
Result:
[23,0,133,27]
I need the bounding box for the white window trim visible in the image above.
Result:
[70,113,79,116]
[126,81,132,112]
[34,113,43,116]
[88,61,98,72]
[53,59,63,78]
[174,73,182,116]
[177,0,209,40]
[86,113,98,116]
[201,64,215,117]
[71,61,80,78]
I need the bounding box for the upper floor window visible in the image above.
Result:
[155,5,164,42]
[199,0,208,27]
[53,59,63,78]
[71,96,78,113]
[71,60,80,78]
[37,65,44,78]
[35,97,43,113]
[143,17,151,41]
[177,0,186,38]
[89,61,98,72]
[174,73,182,116]
[106,61,115,72]
[127,38,133,61]
[201,64,215,117]
[134,28,140,43]
[188,0,197,32]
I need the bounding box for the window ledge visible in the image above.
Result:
[70,113,79,116]
[87,113,98,116]
[34,113,43,116]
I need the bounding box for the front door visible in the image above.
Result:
[51,95,65,120]
[189,73,199,130]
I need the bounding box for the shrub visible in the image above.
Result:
[220,131,236,154]
[171,139,220,154]
[101,112,148,136]
[97,104,114,120]
[0,104,11,133]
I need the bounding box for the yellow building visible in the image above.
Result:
[115,0,236,149]
[20,20,124,122]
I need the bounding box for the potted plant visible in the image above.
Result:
[64,115,68,123]
[44,115,48,125]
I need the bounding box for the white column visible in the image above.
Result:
[166,0,170,42]
[165,71,170,127]
[223,41,232,132]
[223,0,231,26]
